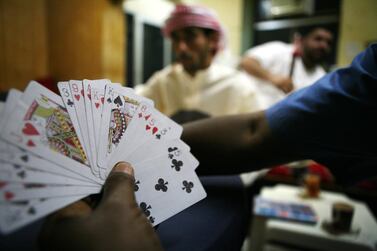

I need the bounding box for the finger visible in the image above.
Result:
[98,162,137,211]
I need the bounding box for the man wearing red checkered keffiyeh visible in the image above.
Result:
[136,4,262,119]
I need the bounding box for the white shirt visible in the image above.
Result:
[244,41,326,109]
[135,63,261,117]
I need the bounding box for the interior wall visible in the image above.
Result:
[47,0,125,84]
[0,0,48,91]
[337,0,377,67]
[0,0,125,92]
[193,0,244,56]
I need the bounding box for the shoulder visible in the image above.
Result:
[245,41,291,57]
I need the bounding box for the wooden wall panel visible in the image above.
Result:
[47,0,125,83]
[0,0,48,91]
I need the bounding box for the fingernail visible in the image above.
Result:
[113,162,134,176]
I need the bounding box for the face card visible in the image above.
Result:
[1,81,102,184]
[97,84,153,170]
[108,102,183,171]
[57,82,91,170]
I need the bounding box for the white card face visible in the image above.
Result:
[0,195,85,234]
[68,80,96,171]
[0,184,99,202]
[0,140,93,184]
[133,163,205,226]
[126,138,190,167]
[0,159,97,186]
[90,79,109,159]
[97,84,154,170]
[83,80,100,176]
[1,81,102,184]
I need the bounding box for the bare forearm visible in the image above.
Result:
[182,112,297,175]
[240,57,273,82]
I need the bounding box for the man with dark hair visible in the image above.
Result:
[240,26,333,109]
[135,4,262,120]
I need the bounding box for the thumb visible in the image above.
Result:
[99,162,137,210]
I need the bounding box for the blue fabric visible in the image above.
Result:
[266,44,377,185]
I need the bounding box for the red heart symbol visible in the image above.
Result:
[144,114,151,120]
[81,89,84,97]
[101,97,104,104]
[22,123,39,136]
[146,125,151,131]
[4,191,14,201]
[74,94,80,101]
[0,182,7,189]
[95,103,100,109]
[152,127,158,134]
[27,140,36,147]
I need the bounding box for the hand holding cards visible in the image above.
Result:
[0,80,206,234]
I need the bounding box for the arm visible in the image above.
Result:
[240,56,293,93]
[182,111,299,175]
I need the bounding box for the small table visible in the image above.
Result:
[248,185,377,251]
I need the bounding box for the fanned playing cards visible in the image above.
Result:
[0,80,206,234]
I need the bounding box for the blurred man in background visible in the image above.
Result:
[136,4,261,123]
[240,26,333,109]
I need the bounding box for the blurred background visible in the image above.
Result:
[1,0,376,91]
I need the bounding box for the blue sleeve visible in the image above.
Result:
[265,44,377,185]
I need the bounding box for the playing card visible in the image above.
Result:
[0,80,206,236]
[67,80,98,175]
[97,84,154,172]
[0,140,95,184]
[0,159,96,186]
[1,81,102,184]
[108,102,182,171]
[133,164,205,226]
[83,79,101,176]
[0,183,99,202]
[0,195,85,234]
[89,79,109,162]
[126,138,190,166]
[57,81,91,170]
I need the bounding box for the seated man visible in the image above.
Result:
[135,4,261,120]
[240,26,333,109]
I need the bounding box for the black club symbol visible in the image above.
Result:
[182,180,194,193]
[134,180,140,191]
[140,202,152,217]
[149,216,155,224]
[67,99,74,107]
[171,159,183,171]
[155,178,168,192]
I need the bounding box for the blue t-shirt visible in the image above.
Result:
[266,44,377,185]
